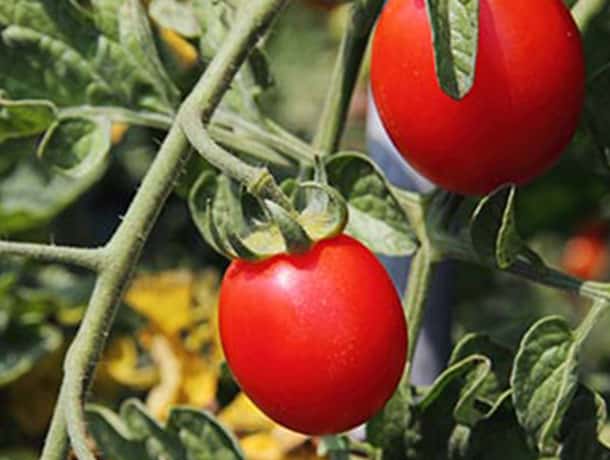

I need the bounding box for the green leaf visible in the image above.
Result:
[511,317,581,453]
[87,405,152,460]
[119,0,180,111]
[166,406,244,460]
[450,335,512,404]
[87,399,244,460]
[425,0,479,99]
[193,0,271,120]
[451,397,537,460]
[412,357,486,460]
[149,0,201,38]
[37,116,112,177]
[90,0,123,39]
[0,322,61,386]
[121,400,185,459]
[0,138,33,176]
[559,386,610,460]
[0,1,176,111]
[0,25,109,106]
[0,98,57,142]
[0,152,108,234]
[325,152,417,256]
[470,185,527,269]
[419,354,488,413]
[366,383,416,460]
[189,171,245,258]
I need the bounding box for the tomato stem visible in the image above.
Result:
[0,241,104,272]
[403,245,437,380]
[312,0,386,155]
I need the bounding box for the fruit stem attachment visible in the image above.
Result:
[313,0,386,155]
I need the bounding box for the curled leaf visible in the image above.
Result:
[326,152,417,256]
[37,116,112,178]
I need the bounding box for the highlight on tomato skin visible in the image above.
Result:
[218,234,408,435]
[370,0,586,196]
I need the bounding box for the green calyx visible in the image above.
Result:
[189,171,348,261]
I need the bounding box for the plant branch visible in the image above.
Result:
[404,245,436,381]
[312,0,385,155]
[213,110,316,164]
[40,1,289,458]
[181,121,294,210]
[0,242,103,271]
[572,0,608,33]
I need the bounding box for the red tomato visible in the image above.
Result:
[562,221,609,280]
[371,0,585,195]
[219,234,407,435]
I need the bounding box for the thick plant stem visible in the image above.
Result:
[572,0,608,33]
[41,389,70,460]
[40,1,288,458]
[0,242,103,271]
[403,246,436,380]
[312,0,385,155]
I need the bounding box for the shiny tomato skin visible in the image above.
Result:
[371,0,585,195]
[219,234,407,435]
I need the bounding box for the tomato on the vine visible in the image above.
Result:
[219,235,407,435]
[371,0,585,195]
[562,221,609,281]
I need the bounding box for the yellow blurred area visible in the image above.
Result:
[111,122,129,145]
[159,27,199,70]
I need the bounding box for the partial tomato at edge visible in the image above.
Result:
[371,0,586,195]
[218,234,407,435]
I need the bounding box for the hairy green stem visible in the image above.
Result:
[40,1,288,458]
[0,242,103,271]
[213,110,316,163]
[404,246,436,380]
[182,120,294,210]
[208,124,296,169]
[575,298,609,342]
[312,0,385,154]
[61,105,312,168]
[572,0,608,33]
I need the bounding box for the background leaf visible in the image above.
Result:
[325,152,417,256]
[0,322,61,386]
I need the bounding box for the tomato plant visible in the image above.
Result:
[371,0,586,195]
[219,234,407,435]
[2,0,610,459]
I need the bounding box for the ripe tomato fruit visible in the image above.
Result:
[562,221,609,281]
[219,234,407,435]
[371,0,585,195]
